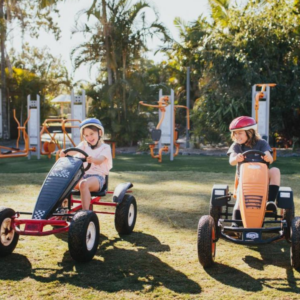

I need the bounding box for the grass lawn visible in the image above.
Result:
[0,163,300,299]
[0,153,299,174]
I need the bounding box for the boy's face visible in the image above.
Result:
[233,130,248,144]
[83,128,101,146]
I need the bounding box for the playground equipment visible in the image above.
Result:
[0,94,39,159]
[0,109,36,158]
[71,90,86,146]
[0,147,137,262]
[139,90,190,162]
[27,95,41,159]
[41,90,86,158]
[1,90,116,159]
[252,83,277,159]
[40,118,82,159]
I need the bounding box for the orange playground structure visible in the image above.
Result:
[0,109,36,158]
[139,94,190,162]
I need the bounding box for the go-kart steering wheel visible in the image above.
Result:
[241,150,268,164]
[63,148,91,171]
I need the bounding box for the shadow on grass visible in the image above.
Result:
[205,240,300,293]
[205,262,263,292]
[0,253,32,280]
[243,243,300,293]
[0,232,201,295]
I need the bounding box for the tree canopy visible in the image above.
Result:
[2,0,300,148]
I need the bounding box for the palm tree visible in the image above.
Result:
[208,0,231,28]
[72,0,170,83]
[72,0,170,119]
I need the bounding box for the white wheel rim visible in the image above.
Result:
[128,204,135,227]
[1,217,14,246]
[86,221,96,251]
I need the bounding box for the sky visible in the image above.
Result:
[8,0,210,83]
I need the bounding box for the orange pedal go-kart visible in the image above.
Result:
[0,148,137,262]
[197,150,299,269]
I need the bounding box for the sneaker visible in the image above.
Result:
[265,201,277,217]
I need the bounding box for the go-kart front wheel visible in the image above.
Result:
[283,205,295,242]
[290,217,300,270]
[68,210,100,262]
[209,205,221,238]
[0,207,19,257]
[197,215,216,268]
[115,195,137,235]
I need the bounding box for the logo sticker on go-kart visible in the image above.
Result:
[247,165,261,169]
[246,232,259,240]
[33,210,46,219]
[49,168,70,178]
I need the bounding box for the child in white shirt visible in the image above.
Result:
[60,118,112,210]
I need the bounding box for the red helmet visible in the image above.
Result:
[229,116,257,132]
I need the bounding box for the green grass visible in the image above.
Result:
[0,171,300,299]
[0,153,299,174]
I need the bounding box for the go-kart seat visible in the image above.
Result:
[71,175,109,197]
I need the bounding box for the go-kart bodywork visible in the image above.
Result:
[197,150,298,269]
[0,148,137,262]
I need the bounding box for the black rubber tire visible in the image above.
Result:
[68,210,100,262]
[290,217,300,270]
[209,205,221,237]
[115,195,137,235]
[197,215,216,268]
[0,207,19,257]
[283,205,295,242]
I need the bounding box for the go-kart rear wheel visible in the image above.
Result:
[197,215,216,268]
[290,217,300,270]
[68,210,99,262]
[115,195,137,235]
[282,205,295,242]
[0,207,19,257]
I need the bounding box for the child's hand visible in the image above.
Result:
[262,154,272,163]
[236,153,244,163]
[86,156,94,164]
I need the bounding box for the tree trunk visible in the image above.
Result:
[101,0,113,86]
[122,49,127,119]
[0,0,8,139]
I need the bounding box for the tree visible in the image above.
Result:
[8,44,72,131]
[189,0,300,143]
[71,0,171,145]
[0,0,61,139]
[157,15,211,136]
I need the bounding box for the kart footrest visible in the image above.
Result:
[71,190,107,197]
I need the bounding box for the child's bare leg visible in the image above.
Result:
[269,167,280,185]
[79,177,100,210]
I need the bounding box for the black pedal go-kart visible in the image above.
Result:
[197,150,300,269]
[0,148,137,262]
